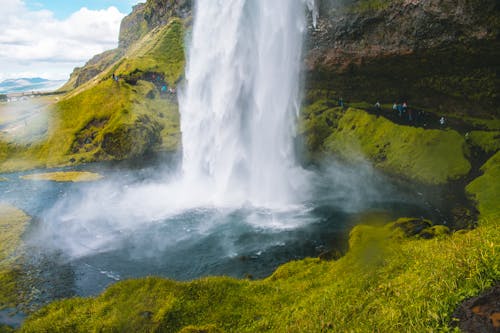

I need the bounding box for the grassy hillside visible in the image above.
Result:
[0,19,185,173]
[300,101,471,184]
[19,155,499,331]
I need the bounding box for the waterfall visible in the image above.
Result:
[179,0,311,208]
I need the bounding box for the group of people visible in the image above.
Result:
[161,85,176,95]
[392,102,410,118]
[371,100,447,127]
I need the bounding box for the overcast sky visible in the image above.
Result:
[0,0,142,82]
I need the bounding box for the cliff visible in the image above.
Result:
[62,0,192,91]
[306,0,500,118]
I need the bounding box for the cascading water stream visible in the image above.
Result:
[179,0,313,208]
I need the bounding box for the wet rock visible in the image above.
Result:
[452,284,500,333]
[391,217,432,237]
[419,225,451,239]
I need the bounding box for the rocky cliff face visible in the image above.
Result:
[119,0,191,49]
[67,0,499,119]
[305,0,499,117]
[64,0,192,90]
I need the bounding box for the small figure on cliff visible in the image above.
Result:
[338,97,344,108]
[392,102,397,112]
[397,103,403,117]
[375,101,381,110]
[439,116,446,127]
[402,102,408,113]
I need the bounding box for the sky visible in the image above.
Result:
[0,0,143,82]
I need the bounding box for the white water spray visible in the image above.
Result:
[180,0,312,208]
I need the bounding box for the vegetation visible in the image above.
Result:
[466,151,500,221]
[467,130,500,154]
[0,19,184,173]
[115,18,186,86]
[20,171,103,182]
[0,204,30,310]
[300,101,471,184]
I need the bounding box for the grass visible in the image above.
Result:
[115,18,186,86]
[300,102,471,184]
[466,151,500,222]
[0,19,184,173]
[467,130,500,153]
[20,171,103,182]
[0,204,30,310]
[18,155,499,332]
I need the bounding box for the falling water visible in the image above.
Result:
[179,0,312,208]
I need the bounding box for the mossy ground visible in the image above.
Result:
[0,204,30,310]
[466,151,500,222]
[20,171,103,182]
[300,100,471,184]
[467,131,500,154]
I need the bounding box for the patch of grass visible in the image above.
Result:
[116,18,186,86]
[0,204,30,310]
[467,131,500,153]
[322,108,471,184]
[20,171,103,182]
[466,151,500,222]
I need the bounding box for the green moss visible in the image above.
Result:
[298,100,342,159]
[179,325,223,333]
[0,204,30,310]
[466,151,500,221]
[467,131,500,153]
[419,225,452,239]
[116,19,186,86]
[322,108,471,184]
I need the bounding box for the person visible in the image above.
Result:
[393,102,398,113]
[375,101,381,110]
[161,85,167,94]
[397,103,403,117]
[402,101,408,113]
[338,97,344,108]
[439,116,445,127]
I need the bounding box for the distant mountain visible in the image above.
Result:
[0,77,66,94]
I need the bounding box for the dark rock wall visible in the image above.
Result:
[305,0,500,117]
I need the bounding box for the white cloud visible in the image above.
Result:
[0,0,126,81]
